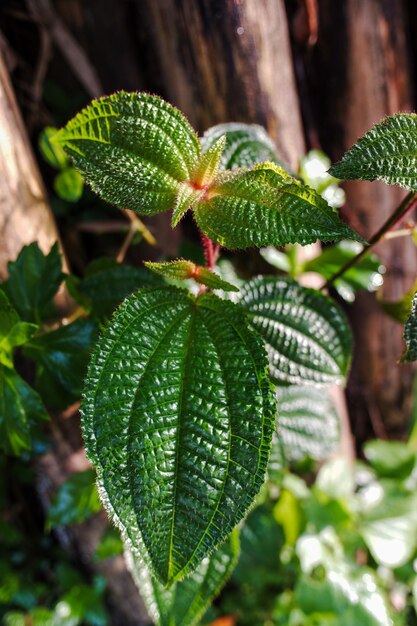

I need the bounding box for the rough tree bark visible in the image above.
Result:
[308,0,417,440]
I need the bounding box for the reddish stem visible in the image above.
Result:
[201,233,216,270]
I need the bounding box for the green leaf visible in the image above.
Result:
[364,439,416,479]
[299,150,345,208]
[24,318,98,404]
[329,113,417,190]
[172,183,204,226]
[82,286,275,585]
[54,581,108,626]
[145,261,239,292]
[47,469,101,528]
[128,531,239,626]
[303,241,384,303]
[3,242,64,323]
[55,92,201,215]
[0,292,38,367]
[0,365,48,456]
[39,126,69,169]
[401,292,417,362]
[191,135,226,186]
[94,526,123,561]
[194,166,362,249]
[379,279,417,323]
[54,167,84,202]
[277,385,340,462]
[201,123,282,170]
[239,277,352,385]
[67,258,162,319]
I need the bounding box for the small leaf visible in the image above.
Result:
[128,531,239,626]
[201,123,282,170]
[54,167,84,202]
[0,292,38,367]
[39,127,69,169]
[329,113,417,190]
[145,261,239,292]
[299,150,345,208]
[0,365,48,456]
[24,318,98,404]
[47,469,101,528]
[191,135,226,187]
[379,279,417,323]
[55,92,201,215]
[172,183,204,226]
[401,292,417,362]
[277,385,340,462]
[364,440,415,479]
[67,258,162,319]
[82,286,275,585]
[239,277,352,386]
[3,242,64,323]
[194,167,362,249]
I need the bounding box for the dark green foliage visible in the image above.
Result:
[82,286,275,585]
[330,113,417,191]
[3,243,64,324]
[401,293,417,362]
[239,277,352,386]
[47,469,101,528]
[129,531,239,626]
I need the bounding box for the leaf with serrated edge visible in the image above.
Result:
[127,531,239,626]
[329,113,417,191]
[194,166,362,249]
[172,183,204,227]
[145,261,239,292]
[201,123,283,170]
[55,92,201,216]
[401,292,417,362]
[239,277,352,386]
[82,286,275,585]
[191,135,226,187]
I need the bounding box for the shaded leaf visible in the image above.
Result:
[364,439,416,479]
[277,385,339,462]
[201,123,282,170]
[0,292,38,367]
[53,580,108,626]
[239,277,352,385]
[54,167,84,202]
[128,532,239,626]
[68,258,162,319]
[3,242,64,323]
[145,261,239,292]
[194,166,362,249]
[47,469,101,528]
[0,365,48,456]
[55,92,200,215]
[39,126,68,169]
[24,318,98,404]
[94,526,123,561]
[401,292,417,362]
[82,286,275,585]
[329,113,417,190]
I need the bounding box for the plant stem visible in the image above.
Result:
[201,233,219,270]
[324,191,417,289]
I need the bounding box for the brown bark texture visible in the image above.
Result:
[306,0,417,440]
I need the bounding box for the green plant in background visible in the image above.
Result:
[2,93,417,625]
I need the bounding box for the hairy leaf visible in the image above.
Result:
[145,261,239,292]
[401,292,417,362]
[0,365,48,456]
[172,183,204,226]
[55,92,200,215]
[128,531,239,626]
[24,319,98,406]
[277,386,339,462]
[239,277,352,385]
[82,286,275,585]
[3,242,64,323]
[67,258,162,319]
[47,469,101,529]
[329,113,417,190]
[194,167,362,249]
[191,135,226,186]
[201,123,282,170]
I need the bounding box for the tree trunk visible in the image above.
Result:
[308,0,417,440]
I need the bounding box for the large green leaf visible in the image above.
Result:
[128,531,239,626]
[401,292,417,362]
[277,385,339,462]
[55,92,201,215]
[82,286,275,585]
[194,166,362,249]
[3,242,64,323]
[0,365,48,456]
[201,123,282,170]
[24,318,98,408]
[329,113,417,190]
[239,277,352,385]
